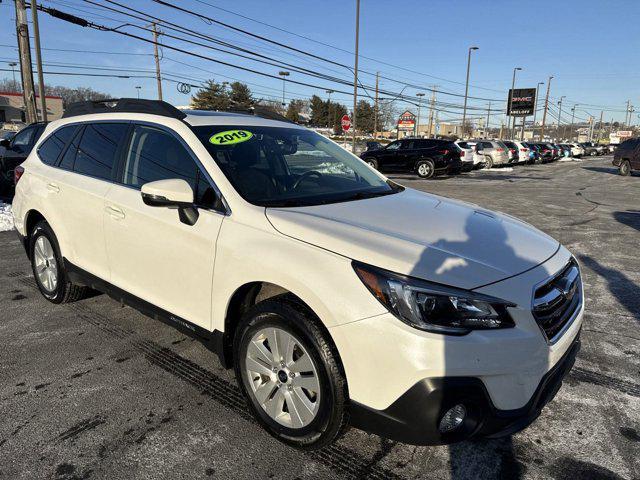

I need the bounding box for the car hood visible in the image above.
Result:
[266,188,560,290]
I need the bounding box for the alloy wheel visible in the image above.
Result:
[34,236,58,292]
[418,163,432,177]
[244,327,321,429]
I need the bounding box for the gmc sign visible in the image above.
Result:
[507,88,537,117]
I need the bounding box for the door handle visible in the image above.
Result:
[105,205,126,220]
[47,183,60,193]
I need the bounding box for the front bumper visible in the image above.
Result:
[350,333,580,445]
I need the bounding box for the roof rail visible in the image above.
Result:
[62,98,187,120]
[212,105,294,124]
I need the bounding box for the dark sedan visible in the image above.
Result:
[0,122,47,196]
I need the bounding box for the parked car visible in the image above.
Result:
[458,140,485,168]
[511,141,531,163]
[0,122,47,195]
[360,138,463,178]
[558,144,572,158]
[453,141,476,171]
[1,120,27,132]
[612,137,640,175]
[595,144,607,156]
[470,140,510,168]
[532,143,554,162]
[522,143,542,164]
[12,98,584,449]
[365,141,383,151]
[566,143,585,158]
[580,142,599,156]
[501,140,519,163]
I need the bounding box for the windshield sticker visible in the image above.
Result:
[209,130,253,145]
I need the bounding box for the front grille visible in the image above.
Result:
[532,259,582,342]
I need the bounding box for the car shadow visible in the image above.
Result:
[613,210,640,232]
[407,205,550,480]
[582,166,636,176]
[578,255,640,324]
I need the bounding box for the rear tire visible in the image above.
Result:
[484,156,494,169]
[29,221,90,304]
[619,160,631,176]
[364,158,378,170]
[416,159,435,178]
[233,296,349,450]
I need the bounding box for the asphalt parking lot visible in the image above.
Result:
[0,156,638,480]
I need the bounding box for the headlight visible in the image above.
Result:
[353,262,515,335]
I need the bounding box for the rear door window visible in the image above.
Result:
[37,125,79,166]
[73,123,128,181]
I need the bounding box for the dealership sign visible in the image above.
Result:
[507,88,537,116]
[616,130,633,138]
[397,110,416,130]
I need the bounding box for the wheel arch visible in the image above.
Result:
[220,281,345,377]
[23,209,49,259]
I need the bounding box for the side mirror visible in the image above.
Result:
[141,179,199,225]
[0,139,10,147]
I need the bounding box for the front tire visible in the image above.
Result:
[416,159,435,178]
[234,296,348,450]
[29,221,90,304]
[619,160,631,176]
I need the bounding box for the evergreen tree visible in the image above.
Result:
[309,95,327,126]
[286,99,305,123]
[191,80,231,110]
[228,81,254,108]
[355,100,376,133]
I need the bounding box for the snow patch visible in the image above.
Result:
[0,201,14,232]
[486,167,514,172]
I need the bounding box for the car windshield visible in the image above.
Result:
[191,125,402,207]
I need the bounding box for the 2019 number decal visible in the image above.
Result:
[209,130,253,145]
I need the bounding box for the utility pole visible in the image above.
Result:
[427,87,437,138]
[625,100,631,127]
[540,75,553,140]
[557,96,565,140]
[15,0,37,124]
[597,110,603,143]
[373,73,379,139]
[508,67,522,138]
[30,0,47,121]
[462,46,479,139]
[485,101,491,137]
[151,23,163,101]
[415,92,425,137]
[570,104,578,142]
[532,81,543,140]
[351,0,360,153]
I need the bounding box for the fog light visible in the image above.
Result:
[439,404,466,433]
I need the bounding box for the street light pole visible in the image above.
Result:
[325,89,333,129]
[135,86,141,99]
[352,0,360,153]
[570,104,578,142]
[416,92,425,137]
[8,62,18,86]
[532,81,544,140]
[540,75,553,140]
[278,71,290,111]
[508,67,522,139]
[462,46,478,139]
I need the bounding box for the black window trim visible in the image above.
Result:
[117,120,230,216]
[36,123,82,167]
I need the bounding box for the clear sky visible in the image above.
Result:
[1,0,638,126]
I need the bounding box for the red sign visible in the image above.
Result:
[341,114,351,132]
[397,110,416,131]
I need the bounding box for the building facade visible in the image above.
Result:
[0,91,63,123]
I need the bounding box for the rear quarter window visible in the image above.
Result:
[37,125,79,166]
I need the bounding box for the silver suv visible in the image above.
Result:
[472,140,510,168]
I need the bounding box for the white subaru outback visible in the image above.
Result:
[12,99,583,449]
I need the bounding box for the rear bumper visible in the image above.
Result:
[350,334,580,445]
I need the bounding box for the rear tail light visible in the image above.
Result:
[520,148,527,152]
[14,165,24,185]
[496,148,504,152]
[439,149,449,155]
